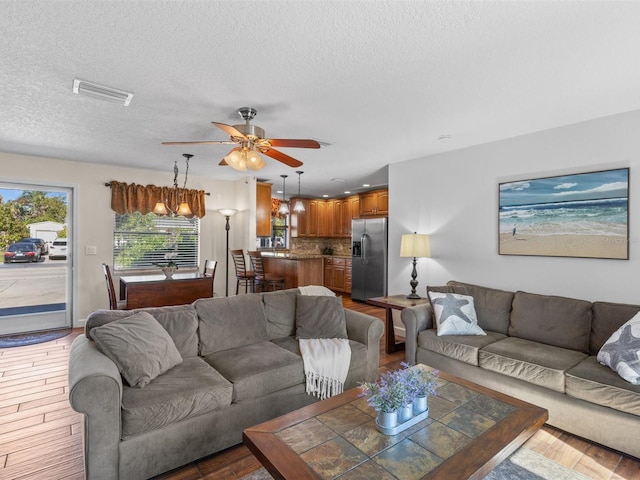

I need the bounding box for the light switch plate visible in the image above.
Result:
[85,245,97,255]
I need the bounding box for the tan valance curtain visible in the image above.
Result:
[109,181,206,218]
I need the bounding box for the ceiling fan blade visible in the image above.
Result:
[212,122,247,140]
[265,139,321,149]
[162,140,236,145]
[260,147,303,168]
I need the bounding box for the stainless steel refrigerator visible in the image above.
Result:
[351,217,388,301]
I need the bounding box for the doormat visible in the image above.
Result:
[0,327,72,348]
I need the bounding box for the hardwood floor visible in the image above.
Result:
[0,298,638,479]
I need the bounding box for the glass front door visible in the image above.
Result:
[0,183,72,335]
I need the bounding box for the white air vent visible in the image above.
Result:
[72,79,133,106]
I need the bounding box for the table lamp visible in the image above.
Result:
[400,233,431,299]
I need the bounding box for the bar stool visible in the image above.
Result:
[230,249,256,294]
[247,251,286,292]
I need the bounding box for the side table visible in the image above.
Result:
[367,294,430,353]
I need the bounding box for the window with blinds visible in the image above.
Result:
[113,212,199,271]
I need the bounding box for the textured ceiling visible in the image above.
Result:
[2,1,640,198]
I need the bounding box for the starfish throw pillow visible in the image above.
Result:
[597,312,640,385]
[427,291,486,336]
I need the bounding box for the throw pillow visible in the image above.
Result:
[427,291,486,336]
[90,311,183,388]
[597,312,640,385]
[295,295,348,339]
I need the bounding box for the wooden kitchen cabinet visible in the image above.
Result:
[317,200,329,237]
[359,189,388,216]
[324,257,350,292]
[349,195,360,221]
[256,182,272,237]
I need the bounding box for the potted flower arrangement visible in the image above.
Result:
[155,261,178,278]
[360,363,438,431]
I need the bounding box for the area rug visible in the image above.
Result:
[0,327,72,348]
[239,446,590,480]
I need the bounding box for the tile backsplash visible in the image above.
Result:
[290,237,351,256]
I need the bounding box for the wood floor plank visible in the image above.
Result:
[12,453,84,480]
[0,412,44,436]
[6,432,82,467]
[17,392,69,411]
[0,379,46,397]
[0,387,64,409]
[0,379,66,402]
[0,424,73,457]
[0,400,71,424]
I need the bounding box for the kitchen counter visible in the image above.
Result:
[261,256,324,289]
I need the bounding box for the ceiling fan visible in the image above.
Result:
[162,107,320,171]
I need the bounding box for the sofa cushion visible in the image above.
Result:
[204,341,304,402]
[591,301,640,355]
[479,337,588,393]
[85,304,199,358]
[565,356,640,417]
[195,294,269,356]
[418,329,507,366]
[448,281,514,335]
[121,357,233,439]
[597,312,640,385]
[295,295,347,339]
[90,311,183,388]
[427,291,486,336]
[272,336,368,374]
[263,288,299,339]
[509,291,592,352]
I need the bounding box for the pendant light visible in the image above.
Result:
[153,153,193,216]
[293,170,305,213]
[278,174,290,215]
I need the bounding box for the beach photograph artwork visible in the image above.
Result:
[499,168,629,259]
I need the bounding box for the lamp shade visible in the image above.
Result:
[176,202,192,216]
[217,208,238,217]
[400,233,431,258]
[153,201,169,215]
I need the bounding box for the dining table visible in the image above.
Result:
[119,271,214,309]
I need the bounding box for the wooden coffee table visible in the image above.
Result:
[243,366,548,480]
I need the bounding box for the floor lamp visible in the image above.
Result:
[218,209,238,296]
[400,233,431,299]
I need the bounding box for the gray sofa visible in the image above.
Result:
[401,280,640,459]
[68,288,383,479]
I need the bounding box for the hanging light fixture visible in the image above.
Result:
[293,171,305,213]
[224,145,266,172]
[154,153,193,216]
[278,174,290,215]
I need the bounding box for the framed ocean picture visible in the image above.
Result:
[499,168,629,259]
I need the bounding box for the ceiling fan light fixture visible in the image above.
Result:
[246,149,266,170]
[224,149,248,171]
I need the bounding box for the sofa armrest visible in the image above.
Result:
[344,309,384,382]
[68,335,123,480]
[401,303,434,366]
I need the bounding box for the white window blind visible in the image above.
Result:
[113,212,199,271]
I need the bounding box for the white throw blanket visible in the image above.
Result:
[298,285,335,296]
[299,338,351,400]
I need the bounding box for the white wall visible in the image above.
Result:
[1,151,252,325]
[389,109,640,305]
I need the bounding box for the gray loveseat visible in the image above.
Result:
[68,288,383,479]
[401,280,640,459]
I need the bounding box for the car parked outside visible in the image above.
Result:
[19,237,49,256]
[4,242,40,263]
[49,238,67,260]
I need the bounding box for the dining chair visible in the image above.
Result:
[202,259,218,296]
[247,250,286,292]
[102,263,126,310]
[230,249,256,294]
